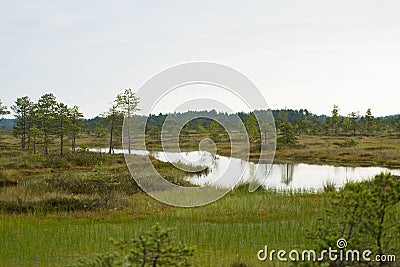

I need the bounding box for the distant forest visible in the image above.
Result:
[1,108,399,133]
[0,92,399,156]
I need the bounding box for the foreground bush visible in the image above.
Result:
[69,224,196,267]
[306,173,400,266]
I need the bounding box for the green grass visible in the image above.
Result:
[0,138,326,266]
[1,133,399,266]
[0,191,326,267]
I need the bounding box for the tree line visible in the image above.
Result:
[0,89,139,156]
[1,94,399,154]
[138,107,400,147]
[0,94,84,155]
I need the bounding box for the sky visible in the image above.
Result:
[0,0,399,118]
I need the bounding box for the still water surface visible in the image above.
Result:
[89,148,400,191]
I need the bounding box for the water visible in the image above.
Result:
[89,148,400,191]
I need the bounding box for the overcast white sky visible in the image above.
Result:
[1,0,399,118]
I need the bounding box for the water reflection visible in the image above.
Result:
[89,148,400,191]
[281,164,294,186]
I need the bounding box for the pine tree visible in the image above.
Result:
[116,89,139,154]
[349,111,360,136]
[29,125,42,155]
[35,93,58,155]
[277,122,298,146]
[330,104,341,135]
[56,102,70,157]
[364,108,374,135]
[11,96,33,149]
[342,115,352,136]
[209,118,222,142]
[244,112,260,144]
[102,103,123,154]
[69,106,83,152]
[0,99,9,117]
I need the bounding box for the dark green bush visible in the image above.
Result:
[0,196,97,213]
[36,165,141,195]
[333,138,358,147]
[306,173,400,266]
[69,224,196,267]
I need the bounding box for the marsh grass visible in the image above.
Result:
[0,190,326,266]
[0,134,399,266]
[323,180,337,192]
[0,141,327,266]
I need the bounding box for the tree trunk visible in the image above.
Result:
[21,134,25,150]
[27,123,31,150]
[44,131,48,155]
[60,134,63,156]
[71,134,76,152]
[60,120,63,157]
[127,126,131,154]
[22,122,26,150]
[127,105,131,154]
[109,114,114,154]
[33,139,36,155]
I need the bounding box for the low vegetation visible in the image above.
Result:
[0,93,399,266]
[69,224,195,267]
[305,173,400,266]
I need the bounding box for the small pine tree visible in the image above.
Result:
[310,173,400,266]
[277,122,298,146]
[244,112,260,144]
[11,96,32,150]
[70,224,195,267]
[330,104,341,136]
[364,108,375,135]
[0,99,9,117]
